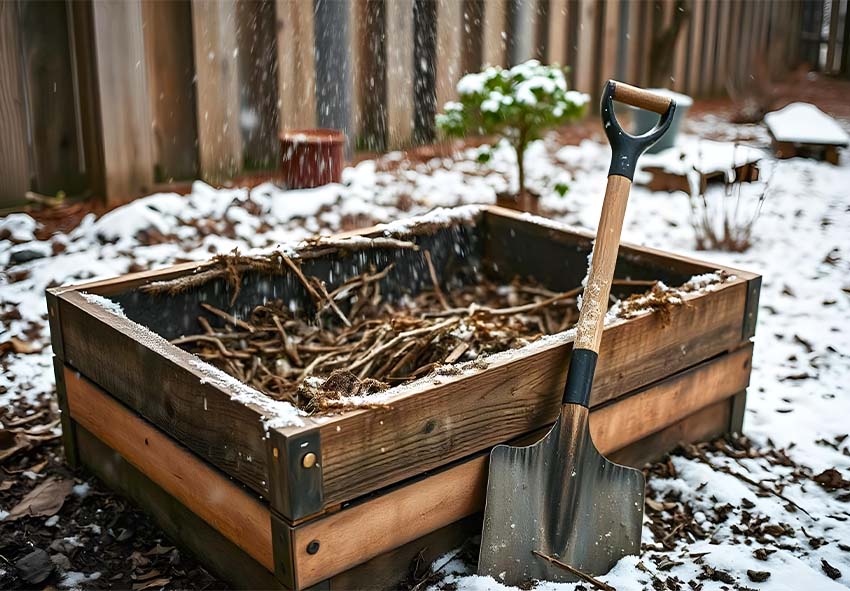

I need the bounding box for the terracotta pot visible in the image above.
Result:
[279,129,345,189]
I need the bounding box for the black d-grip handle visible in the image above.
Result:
[601,80,677,181]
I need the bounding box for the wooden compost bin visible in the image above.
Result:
[47,206,760,590]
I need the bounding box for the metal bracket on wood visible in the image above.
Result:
[729,389,748,435]
[46,289,66,360]
[267,428,324,522]
[270,512,297,590]
[52,358,79,468]
[742,275,762,341]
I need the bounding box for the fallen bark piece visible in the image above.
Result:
[822,559,842,580]
[7,477,74,520]
[814,468,850,491]
[747,569,771,582]
[15,548,54,585]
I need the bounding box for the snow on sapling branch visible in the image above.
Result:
[436,60,589,201]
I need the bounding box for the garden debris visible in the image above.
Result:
[15,548,54,585]
[822,559,842,580]
[173,259,586,411]
[814,468,850,491]
[7,477,74,520]
[171,251,726,413]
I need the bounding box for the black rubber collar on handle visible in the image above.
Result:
[601,80,677,181]
[562,348,598,407]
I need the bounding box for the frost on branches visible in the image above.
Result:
[436,60,590,204]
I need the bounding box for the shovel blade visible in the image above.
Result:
[478,405,644,587]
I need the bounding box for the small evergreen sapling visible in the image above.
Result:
[436,60,589,203]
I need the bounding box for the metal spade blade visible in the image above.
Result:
[478,404,644,586]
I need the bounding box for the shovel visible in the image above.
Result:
[478,81,677,586]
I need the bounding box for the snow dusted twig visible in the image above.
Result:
[531,550,615,591]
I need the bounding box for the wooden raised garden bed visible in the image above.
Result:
[47,205,760,590]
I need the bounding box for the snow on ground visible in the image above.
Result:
[1,114,849,589]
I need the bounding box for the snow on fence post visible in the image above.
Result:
[190,0,243,184]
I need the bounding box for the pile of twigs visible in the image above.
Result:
[169,257,608,413]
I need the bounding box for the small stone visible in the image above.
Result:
[747,570,771,582]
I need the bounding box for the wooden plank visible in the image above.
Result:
[686,0,704,96]
[714,0,732,94]
[292,345,752,586]
[54,289,272,496]
[75,426,281,590]
[436,0,463,111]
[701,0,718,96]
[236,0,280,169]
[327,516,480,591]
[547,0,570,65]
[90,0,156,204]
[600,0,621,85]
[191,0,242,183]
[413,0,438,143]
[142,0,198,181]
[510,0,539,65]
[386,0,414,147]
[276,0,316,131]
[672,0,688,91]
[482,0,508,67]
[461,0,485,73]
[826,0,840,73]
[0,1,30,207]
[65,367,274,571]
[625,0,643,84]
[609,396,731,467]
[574,0,597,93]
[17,1,87,197]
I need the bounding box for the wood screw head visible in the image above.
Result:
[302,452,317,469]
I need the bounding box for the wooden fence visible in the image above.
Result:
[0,0,842,208]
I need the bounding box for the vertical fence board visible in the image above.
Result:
[461,0,485,73]
[625,0,642,84]
[236,0,279,169]
[599,0,620,86]
[91,0,155,204]
[191,0,242,183]
[483,0,508,67]
[574,0,597,93]
[276,0,316,132]
[827,0,840,72]
[547,0,569,65]
[509,0,539,65]
[18,1,87,197]
[701,0,717,95]
[413,0,437,143]
[437,0,463,109]
[686,0,704,96]
[715,0,732,93]
[142,0,198,182]
[0,2,30,206]
[672,0,688,91]
[386,0,414,147]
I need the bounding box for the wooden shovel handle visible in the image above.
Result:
[573,175,631,354]
[610,81,672,114]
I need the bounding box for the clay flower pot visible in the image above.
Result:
[279,129,345,189]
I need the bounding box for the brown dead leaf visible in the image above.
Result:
[9,337,43,354]
[131,577,171,591]
[29,459,49,474]
[646,498,679,512]
[144,544,174,556]
[129,551,150,569]
[131,569,162,582]
[0,480,13,491]
[814,468,850,491]
[0,429,32,462]
[6,477,74,520]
